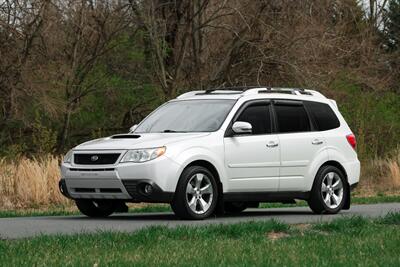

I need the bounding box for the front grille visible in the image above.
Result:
[121,180,138,198]
[74,153,120,165]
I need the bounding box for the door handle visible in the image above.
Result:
[266,141,278,148]
[312,139,323,145]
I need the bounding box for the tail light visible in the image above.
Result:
[346,134,356,150]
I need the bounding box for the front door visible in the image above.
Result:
[224,101,280,192]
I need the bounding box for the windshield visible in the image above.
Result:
[135,99,236,133]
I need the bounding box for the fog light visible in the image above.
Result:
[144,184,153,195]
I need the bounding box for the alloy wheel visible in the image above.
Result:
[321,172,344,209]
[186,173,214,214]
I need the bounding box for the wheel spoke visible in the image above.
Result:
[186,183,195,195]
[200,183,212,194]
[321,183,328,192]
[327,173,334,186]
[332,194,339,205]
[188,196,197,211]
[195,174,204,190]
[332,179,343,191]
[324,194,331,206]
[198,198,208,211]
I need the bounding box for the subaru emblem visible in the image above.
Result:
[91,155,99,162]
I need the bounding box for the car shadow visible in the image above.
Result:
[53,208,325,222]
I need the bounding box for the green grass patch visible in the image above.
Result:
[0,205,171,218]
[259,194,400,209]
[376,212,400,225]
[311,215,369,233]
[0,209,78,218]
[350,194,400,204]
[0,214,399,266]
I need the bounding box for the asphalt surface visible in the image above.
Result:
[0,203,399,239]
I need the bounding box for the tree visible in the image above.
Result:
[129,0,237,99]
[46,0,132,152]
[0,0,49,126]
[384,0,400,50]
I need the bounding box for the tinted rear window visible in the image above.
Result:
[305,101,340,131]
[275,104,311,133]
[274,104,311,133]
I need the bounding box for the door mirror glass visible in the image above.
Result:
[129,124,138,132]
[232,121,252,134]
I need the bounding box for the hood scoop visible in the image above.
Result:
[111,134,141,139]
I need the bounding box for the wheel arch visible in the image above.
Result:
[319,160,348,182]
[179,160,223,193]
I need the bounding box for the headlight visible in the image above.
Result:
[120,147,166,163]
[63,150,73,163]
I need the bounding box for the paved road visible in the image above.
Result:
[0,203,399,239]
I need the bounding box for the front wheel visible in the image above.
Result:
[308,165,348,214]
[171,166,218,220]
[75,199,117,218]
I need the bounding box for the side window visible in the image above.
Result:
[236,104,271,135]
[274,104,311,133]
[304,101,340,131]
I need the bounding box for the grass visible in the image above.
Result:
[0,194,399,218]
[0,204,171,218]
[0,155,70,209]
[0,213,399,266]
[261,194,400,208]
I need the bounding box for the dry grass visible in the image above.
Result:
[0,155,70,209]
[0,151,399,210]
[266,231,290,241]
[356,149,400,196]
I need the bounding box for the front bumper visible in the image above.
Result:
[60,153,180,203]
[59,178,174,202]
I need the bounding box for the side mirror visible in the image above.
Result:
[232,121,252,134]
[129,124,138,132]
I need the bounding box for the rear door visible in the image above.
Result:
[273,100,326,191]
[224,100,280,192]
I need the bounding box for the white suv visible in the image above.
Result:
[59,87,360,219]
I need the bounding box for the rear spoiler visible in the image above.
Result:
[329,99,338,109]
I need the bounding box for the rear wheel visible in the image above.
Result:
[171,166,218,220]
[75,199,117,218]
[308,165,348,214]
[224,202,247,213]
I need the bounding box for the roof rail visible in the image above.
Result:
[176,87,325,99]
[202,86,262,94]
[177,86,262,99]
[242,87,307,96]
[176,91,205,99]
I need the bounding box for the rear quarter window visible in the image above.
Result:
[305,101,340,131]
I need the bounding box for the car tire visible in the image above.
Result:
[75,199,117,218]
[224,202,248,213]
[171,166,218,220]
[308,165,349,214]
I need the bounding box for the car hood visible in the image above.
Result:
[74,133,210,150]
